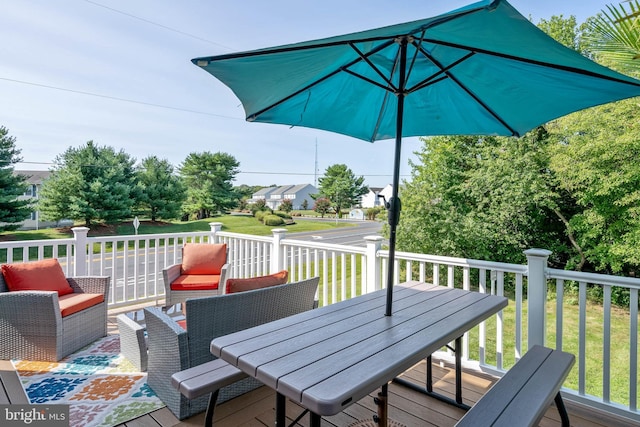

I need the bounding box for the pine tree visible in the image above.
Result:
[0,127,31,231]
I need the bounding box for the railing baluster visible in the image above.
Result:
[603,285,612,403]
[579,281,587,395]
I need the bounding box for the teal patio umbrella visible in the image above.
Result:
[192,0,640,316]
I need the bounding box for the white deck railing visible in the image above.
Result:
[1,223,638,422]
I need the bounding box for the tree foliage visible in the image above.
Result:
[548,98,640,274]
[39,141,137,226]
[279,198,293,213]
[586,0,640,75]
[0,127,31,231]
[179,151,240,219]
[313,197,332,218]
[317,164,368,217]
[397,130,570,266]
[136,156,185,222]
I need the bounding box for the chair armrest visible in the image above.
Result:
[219,264,229,294]
[144,307,189,364]
[162,264,182,294]
[0,291,62,327]
[144,306,191,398]
[67,276,110,297]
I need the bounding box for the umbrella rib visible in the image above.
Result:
[348,42,397,91]
[247,40,396,121]
[406,51,476,94]
[413,45,518,135]
[423,37,640,87]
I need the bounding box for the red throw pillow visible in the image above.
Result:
[181,243,227,275]
[225,270,289,294]
[1,258,73,296]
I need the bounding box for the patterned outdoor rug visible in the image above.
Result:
[12,335,165,427]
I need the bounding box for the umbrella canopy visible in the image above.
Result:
[192,0,640,315]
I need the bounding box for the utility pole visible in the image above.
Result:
[314,138,318,187]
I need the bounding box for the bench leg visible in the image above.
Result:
[205,390,219,427]
[554,392,571,427]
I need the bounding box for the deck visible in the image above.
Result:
[102,308,637,427]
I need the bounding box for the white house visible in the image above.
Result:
[250,184,318,210]
[360,184,393,208]
[247,186,277,205]
[281,184,317,210]
[12,170,69,230]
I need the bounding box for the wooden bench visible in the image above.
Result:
[0,360,30,404]
[171,359,248,427]
[456,345,575,427]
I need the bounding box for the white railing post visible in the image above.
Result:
[72,226,89,276]
[525,248,552,349]
[365,235,383,294]
[271,228,287,274]
[209,222,223,243]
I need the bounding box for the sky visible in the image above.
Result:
[1,0,613,188]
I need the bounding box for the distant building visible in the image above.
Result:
[250,184,318,210]
[248,186,278,204]
[11,170,52,230]
[360,184,393,208]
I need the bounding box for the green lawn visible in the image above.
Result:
[1,214,355,241]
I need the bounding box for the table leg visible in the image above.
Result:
[392,336,470,410]
[276,393,286,427]
[310,412,322,427]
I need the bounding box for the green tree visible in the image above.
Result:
[136,156,186,222]
[301,199,309,210]
[279,199,293,213]
[179,151,239,219]
[0,127,31,231]
[313,197,331,218]
[317,164,367,218]
[398,130,571,266]
[39,141,137,226]
[587,0,640,74]
[548,98,640,274]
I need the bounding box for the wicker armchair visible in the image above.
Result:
[0,274,110,361]
[144,276,320,420]
[162,243,229,308]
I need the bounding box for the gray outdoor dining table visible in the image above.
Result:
[210,281,508,426]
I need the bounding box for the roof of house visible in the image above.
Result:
[270,185,294,196]
[253,186,278,196]
[14,170,51,184]
[284,184,316,194]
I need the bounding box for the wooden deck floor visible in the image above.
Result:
[101,308,639,427]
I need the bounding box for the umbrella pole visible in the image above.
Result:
[384,37,408,317]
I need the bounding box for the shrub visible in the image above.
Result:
[263,214,285,226]
[255,210,267,222]
[366,207,383,220]
[274,211,292,219]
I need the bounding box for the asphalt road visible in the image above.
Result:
[287,218,385,247]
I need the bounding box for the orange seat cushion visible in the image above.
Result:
[170,274,220,291]
[58,293,104,317]
[225,270,288,294]
[1,258,73,296]
[181,243,227,275]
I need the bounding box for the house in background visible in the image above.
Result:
[360,184,393,208]
[250,184,318,210]
[247,186,278,205]
[283,184,318,210]
[12,170,62,230]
